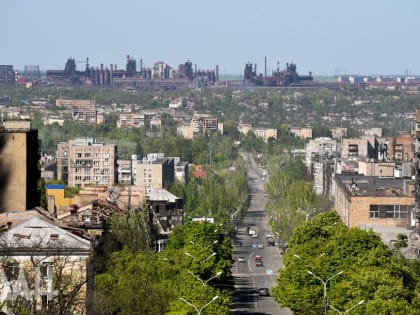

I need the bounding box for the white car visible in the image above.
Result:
[237,256,246,262]
[252,234,258,238]
[258,244,264,249]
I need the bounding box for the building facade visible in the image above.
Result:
[57,138,117,188]
[0,120,40,212]
[334,175,415,228]
[134,154,174,194]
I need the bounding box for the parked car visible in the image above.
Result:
[258,287,270,296]
[258,244,264,249]
[255,260,264,267]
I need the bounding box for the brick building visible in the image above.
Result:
[334,174,415,228]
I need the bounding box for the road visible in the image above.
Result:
[231,153,292,315]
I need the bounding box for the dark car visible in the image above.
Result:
[258,288,269,296]
[255,260,263,267]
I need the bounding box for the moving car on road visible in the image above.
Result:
[237,256,246,262]
[258,287,270,296]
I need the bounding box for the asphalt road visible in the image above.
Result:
[231,153,292,315]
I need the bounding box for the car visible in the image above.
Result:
[237,256,246,262]
[255,255,262,261]
[252,234,258,238]
[258,244,264,249]
[255,260,264,267]
[258,287,270,296]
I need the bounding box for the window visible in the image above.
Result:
[85,153,91,158]
[370,204,411,219]
[41,262,54,278]
[4,263,19,280]
[76,153,82,158]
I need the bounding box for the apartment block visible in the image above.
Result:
[191,114,223,139]
[0,120,40,212]
[341,136,377,159]
[56,99,98,124]
[57,138,117,188]
[134,154,174,194]
[238,123,277,142]
[117,113,145,128]
[289,127,312,139]
[334,174,415,228]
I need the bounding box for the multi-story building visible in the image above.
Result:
[191,114,222,139]
[341,136,378,159]
[0,65,15,84]
[253,128,277,142]
[0,120,40,212]
[57,138,117,188]
[56,99,98,124]
[333,174,415,228]
[134,154,174,194]
[117,113,145,128]
[289,127,312,139]
[238,123,277,142]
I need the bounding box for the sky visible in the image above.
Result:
[1,0,420,76]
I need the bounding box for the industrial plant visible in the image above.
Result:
[244,58,314,87]
[46,55,219,89]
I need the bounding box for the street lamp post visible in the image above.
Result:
[307,270,343,315]
[179,296,219,315]
[188,271,222,286]
[328,300,365,314]
[185,252,217,263]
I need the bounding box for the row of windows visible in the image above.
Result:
[75,153,110,158]
[369,204,412,219]
[74,176,110,182]
[75,168,110,174]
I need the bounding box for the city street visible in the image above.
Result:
[231,153,292,315]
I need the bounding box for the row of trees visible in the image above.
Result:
[93,219,233,314]
[264,155,332,241]
[273,212,420,314]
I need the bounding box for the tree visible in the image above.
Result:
[272,212,419,315]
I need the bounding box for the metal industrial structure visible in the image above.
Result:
[46,55,219,89]
[244,57,313,87]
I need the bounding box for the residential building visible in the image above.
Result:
[0,120,40,212]
[57,138,117,188]
[378,135,414,162]
[191,114,222,139]
[333,174,415,228]
[117,113,145,128]
[341,136,378,159]
[55,99,98,124]
[134,154,174,194]
[55,99,96,108]
[253,128,277,142]
[146,188,184,251]
[238,123,277,142]
[289,127,312,139]
[0,210,92,314]
[117,158,132,185]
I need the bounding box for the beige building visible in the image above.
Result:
[238,124,277,142]
[117,113,145,128]
[57,138,117,188]
[334,174,415,228]
[177,114,223,140]
[358,161,395,177]
[341,136,377,159]
[289,127,312,139]
[56,99,98,124]
[0,120,40,212]
[134,154,174,194]
[253,128,277,142]
[56,99,95,108]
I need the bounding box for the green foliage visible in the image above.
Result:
[94,221,233,315]
[273,212,420,314]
